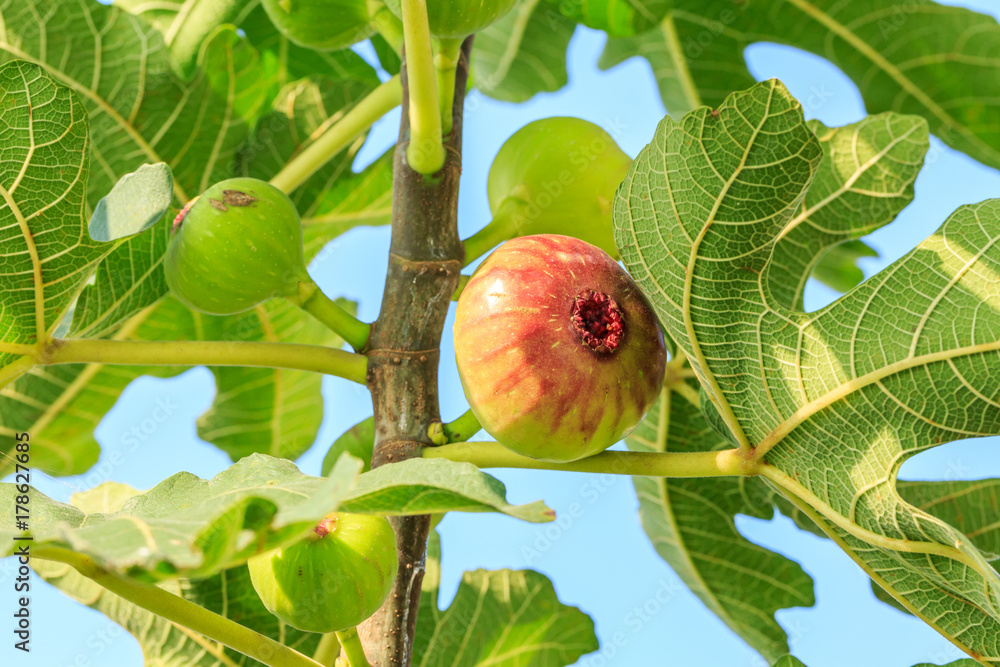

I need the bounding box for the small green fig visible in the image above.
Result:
[384,0,517,38]
[469,117,632,262]
[165,178,309,316]
[248,513,398,634]
[261,0,379,51]
[453,234,666,462]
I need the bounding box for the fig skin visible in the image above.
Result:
[384,0,517,38]
[453,235,666,462]
[248,513,398,634]
[165,178,309,316]
[261,0,378,51]
[486,117,632,259]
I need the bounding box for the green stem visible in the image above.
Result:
[371,7,405,56]
[165,0,245,77]
[335,627,372,667]
[37,548,323,667]
[313,633,342,666]
[450,274,470,301]
[400,0,445,174]
[461,197,525,266]
[289,282,371,352]
[424,442,755,477]
[435,38,463,135]
[270,76,403,194]
[44,339,368,385]
[442,409,481,443]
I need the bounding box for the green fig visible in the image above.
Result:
[248,513,398,634]
[383,0,517,38]
[465,117,633,263]
[260,0,380,51]
[165,178,309,316]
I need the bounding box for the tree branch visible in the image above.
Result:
[359,36,473,667]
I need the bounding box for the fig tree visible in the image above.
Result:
[248,513,398,634]
[261,0,378,51]
[464,117,632,264]
[165,178,309,316]
[453,234,666,462]
[384,0,517,38]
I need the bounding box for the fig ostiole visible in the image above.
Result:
[453,234,667,462]
[462,117,632,265]
[261,0,381,51]
[384,0,518,38]
[248,512,398,634]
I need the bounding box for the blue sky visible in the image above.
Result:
[4,1,1000,665]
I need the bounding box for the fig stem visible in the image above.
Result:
[399,0,446,174]
[290,281,371,352]
[41,339,368,385]
[461,197,525,266]
[36,547,325,667]
[371,7,405,55]
[441,408,482,443]
[164,0,245,79]
[435,38,463,135]
[335,627,372,667]
[270,76,403,194]
[313,633,342,666]
[423,442,757,477]
[450,274,471,301]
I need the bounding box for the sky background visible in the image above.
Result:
[4,1,1000,665]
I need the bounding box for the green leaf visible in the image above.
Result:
[2,454,363,580]
[560,0,669,37]
[413,530,599,666]
[912,662,983,667]
[89,163,174,242]
[774,657,809,667]
[627,381,814,662]
[615,78,1000,663]
[0,60,106,367]
[196,299,354,463]
[471,0,575,103]
[35,481,322,667]
[0,0,271,339]
[341,458,556,524]
[1,455,551,580]
[898,479,1000,558]
[235,75,386,239]
[810,239,878,295]
[768,114,928,309]
[599,1,1000,169]
[322,416,375,475]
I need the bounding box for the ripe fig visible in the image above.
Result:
[465,117,632,263]
[165,178,309,316]
[261,0,378,51]
[453,234,666,462]
[384,0,517,38]
[248,513,398,634]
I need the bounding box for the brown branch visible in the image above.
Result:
[358,38,472,666]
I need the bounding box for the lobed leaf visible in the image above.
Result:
[35,481,322,667]
[413,530,598,666]
[627,379,814,661]
[599,1,1000,170]
[1,455,552,580]
[615,78,1000,663]
[471,0,575,103]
